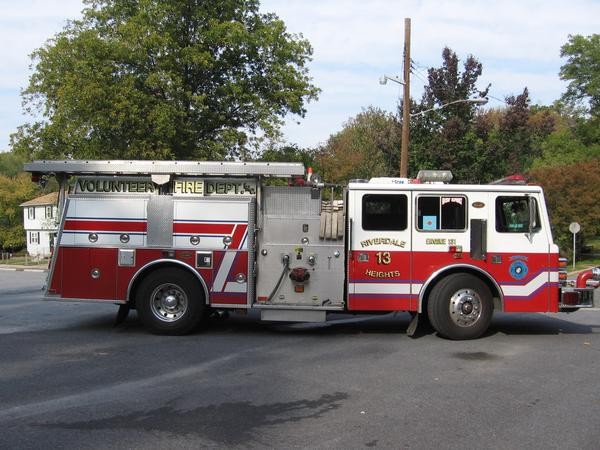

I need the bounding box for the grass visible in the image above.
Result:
[585,236,600,250]
[570,235,600,272]
[0,254,50,267]
[572,257,600,272]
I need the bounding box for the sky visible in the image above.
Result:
[0,0,598,152]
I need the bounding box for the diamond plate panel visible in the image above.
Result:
[263,186,321,216]
[147,195,173,247]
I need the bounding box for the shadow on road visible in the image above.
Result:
[486,312,599,336]
[34,392,349,446]
[48,308,600,338]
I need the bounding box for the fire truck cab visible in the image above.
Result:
[25,160,599,340]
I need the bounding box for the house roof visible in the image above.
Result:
[20,192,59,207]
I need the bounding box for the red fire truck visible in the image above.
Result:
[24,160,599,339]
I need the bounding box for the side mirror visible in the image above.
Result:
[528,196,536,234]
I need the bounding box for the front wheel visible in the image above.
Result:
[427,273,493,340]
[136,268,205,335]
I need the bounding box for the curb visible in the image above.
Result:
[0,266,47,273]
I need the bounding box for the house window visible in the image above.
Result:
[28,207,35,220]
[362,194,408,231]
[417,196,467,231]
[45,206,53,219]
[29,232,40,244]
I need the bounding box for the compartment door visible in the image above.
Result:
[348,190,413,311]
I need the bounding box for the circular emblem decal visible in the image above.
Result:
[509,260,528,280]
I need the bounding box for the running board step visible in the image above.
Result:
[260,309,326,322]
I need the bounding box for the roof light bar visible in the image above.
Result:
[416,170,453,183]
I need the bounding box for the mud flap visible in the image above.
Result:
[407,312,432,338]
[114,304,130,326]
[407,312,419,337]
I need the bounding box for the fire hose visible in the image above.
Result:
[266,255,290,302]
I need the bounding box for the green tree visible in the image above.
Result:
[260,143,317,168]
[0,173,38,250]
[11,0,319,161]
[532,128,600,168]
[256,142,317,186]
[554,34,600,167]
[409,47,490,182]
[532,95,599,169]
[316,107,400,184]
[0,152,26,177]
[560,34,600,115]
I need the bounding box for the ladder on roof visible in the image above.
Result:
[24,160,305,177]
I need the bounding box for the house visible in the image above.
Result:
[20,192,59,258]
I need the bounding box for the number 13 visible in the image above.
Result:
[376,251,391,265]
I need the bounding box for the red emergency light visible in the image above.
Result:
[489,174,527,185]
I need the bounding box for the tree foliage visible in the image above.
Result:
[409,48,490,182]
[420,47,490,112]
[260,142,316,167]
[11,0,319,161]
[532,127,600,168]
[316,107,400,184]
[494,88,547,174]
[528,159,600,252]
[0,152,26,177]
[0,173,38,250]
[560,34,600,115]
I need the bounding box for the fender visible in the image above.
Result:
[418,263,504,313]
[126,258,210,305]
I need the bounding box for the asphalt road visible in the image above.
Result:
[1,270,599,449]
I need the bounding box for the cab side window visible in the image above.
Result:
[362,194,407,231]
[417,196,466,231]
[496,196,540,233]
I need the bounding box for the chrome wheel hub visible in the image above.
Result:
[150,283,188,322]
[449,288,482,327]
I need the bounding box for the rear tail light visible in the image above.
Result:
[558,257,568,285]
[558,257,568,268]
[558,272,568,281]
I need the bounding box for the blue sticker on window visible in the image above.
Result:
[422,215,437,230]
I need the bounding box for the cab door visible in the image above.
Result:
[487,193,555,312]
[347,188,414,311]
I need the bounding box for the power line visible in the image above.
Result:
[409,60,429,86]
[412,70,428,85]
[409,58,511,108]
[411,58,429,70]
[487,94,509,104]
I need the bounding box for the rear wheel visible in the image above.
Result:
[427,273,493,340]
[136,268,205,335]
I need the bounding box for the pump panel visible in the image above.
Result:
[256,187,345,309]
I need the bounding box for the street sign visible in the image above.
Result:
[569,222,580,234]
[569,222,580,271]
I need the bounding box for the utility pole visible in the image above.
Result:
[400,18,411,178]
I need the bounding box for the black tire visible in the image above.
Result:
[135,267,205,335]
[427,273,493,340]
